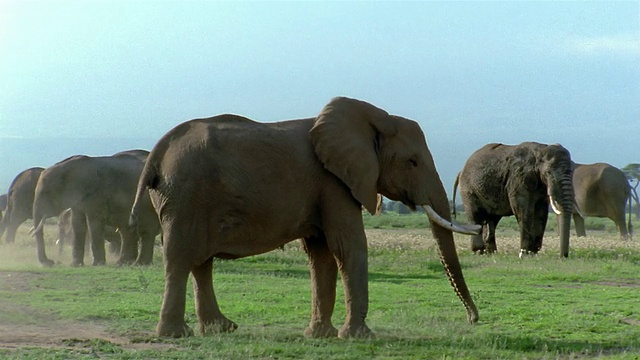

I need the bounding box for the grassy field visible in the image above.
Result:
[0,215,639,359]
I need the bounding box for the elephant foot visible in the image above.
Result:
[92,259,106,266]
[156,321,194,338]
[133,259,153,267]
[116,258,135,266]
[39,258,55,268]
[70,261,85,267]
[304,321,338,338]
[338,323,374,339]
[518,249,538,259]
[199,317,238,335]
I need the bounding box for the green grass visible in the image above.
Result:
[0,218,639,359]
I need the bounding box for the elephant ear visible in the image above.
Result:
[309,97,397,214]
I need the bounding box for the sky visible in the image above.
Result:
[0,1,639,196]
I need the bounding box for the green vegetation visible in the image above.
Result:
[364,211,640,234]
[0,218,639,359]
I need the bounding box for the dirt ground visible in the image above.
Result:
[0,228,636,352]
[0,270,174,352]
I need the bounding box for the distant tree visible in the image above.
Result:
[622,163,640,218]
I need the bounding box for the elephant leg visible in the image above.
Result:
[5,224,19,245]
[468,213,485,253]
[484,219,499,253]
[34,228,54,267]
[573,213,586,237]
[191,256,237,334]
[157,264,194,337]
[323,212,371,339]
[134,232,155,266]
[71,212,88,267]
[87,219,106,266]
[610,211,629,240]
[302,235,339,338]
[117,227,138,265]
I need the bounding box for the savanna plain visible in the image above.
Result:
[0,214,639,359]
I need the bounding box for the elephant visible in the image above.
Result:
[129,96,481,339]
[31,151,160,267]
[0,167,45,244]
[570,162,633,239]
[56,208,122,255]
[453,142,574,257]
[0,193,6,224]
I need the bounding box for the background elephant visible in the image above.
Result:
[0,167,44,244]
[0,193,6,224]
[453,142,574,257]
[56,208,122,255]
[570,162,633,239]
[31,151,160,267]
[129,96,480,339]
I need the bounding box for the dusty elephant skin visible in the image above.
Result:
[570,162,633,239]
[31,151,160,267]
[129,96,479,339]
[0,167,44,244]
[454,142,574,257]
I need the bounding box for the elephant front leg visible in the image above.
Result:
[34,229,54,267]
[134,232,156,266]
[302,235,338,338]
[191,257,237,334]
[116,227,139,265]
[326,230,371,339]
[87,220,107,266]
[71,211,88,267]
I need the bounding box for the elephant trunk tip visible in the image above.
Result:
[467,309,479,324]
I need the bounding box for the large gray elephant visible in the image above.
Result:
[0,167,44,244]
[570,162,632,239]
[453,142,574,257]
[31,151,160,267]
[129,97,481,339]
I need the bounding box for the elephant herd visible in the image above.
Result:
[0,97,635,339]
[0,149,160,267]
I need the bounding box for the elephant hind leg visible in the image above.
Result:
[157,264,194,337]
[192,256,237,334]
[484,220,499,253]
[302,235,339,338]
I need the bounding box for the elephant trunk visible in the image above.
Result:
[422,179,478,324]
[549,174,574,257]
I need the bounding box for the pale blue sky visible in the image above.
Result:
[0,1,638,193]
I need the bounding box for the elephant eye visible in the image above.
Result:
[409,157,418,167]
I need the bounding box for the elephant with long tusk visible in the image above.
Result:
[129,96,480,339]
[453,142,574,258]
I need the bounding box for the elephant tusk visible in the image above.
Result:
[573,201,585,218]
[422,205,481,235]
[549,196,562,215]
[29,218,46,237]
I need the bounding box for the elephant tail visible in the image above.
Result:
[129,162,159,229]
[451,172,461,219]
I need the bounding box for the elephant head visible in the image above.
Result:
[310,97,480,324]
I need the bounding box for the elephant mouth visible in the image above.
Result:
[421,205,481,235]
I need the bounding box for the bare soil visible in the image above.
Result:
[0,271,174,352]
